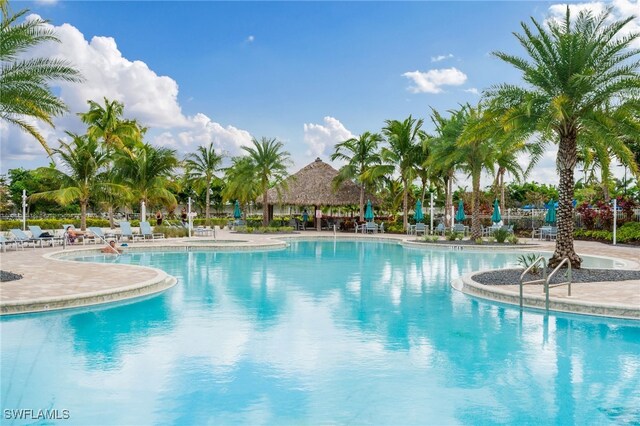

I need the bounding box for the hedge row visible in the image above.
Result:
[574,222,640,244]
[0,218,112,231]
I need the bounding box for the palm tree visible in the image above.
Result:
[330,131,383,221]
[242,137,291,226]
[490,118,543,213]
[79,98,142,154]
[456,104,497,240]
[184,143,224,226]
[0,3,83,154]
[28,133,121,229]
[115,143,179,218]
[488,7,640,268]
[427,108,467,228]
[375,116,425,231]
[575,106,640,202]
[222,156,261,219]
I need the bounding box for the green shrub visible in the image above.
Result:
[574,223,640,243]
[494,228,509,243]
[617,222,640,243]
[507,234,519,244]
[233,226,294,234]
[192,218,229,227]
[517,253,542,274]
[0,218,111,231]
[474,238,483,244]
[385,223,404,233]
[446,231,461,241]
[154,225,188,238]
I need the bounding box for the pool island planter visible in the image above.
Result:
[454,271,640,320]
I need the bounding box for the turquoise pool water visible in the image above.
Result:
[1,240,639,425]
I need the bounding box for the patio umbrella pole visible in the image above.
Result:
[22,190,27,231]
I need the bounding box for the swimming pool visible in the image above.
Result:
[2,240,638,425]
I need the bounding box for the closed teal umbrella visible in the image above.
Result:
[364,200,374,221]
[455,200,466,222]
[545,199,556,224]
[233,200,242,219]
[414,199,424,223]
[491,199,501,224]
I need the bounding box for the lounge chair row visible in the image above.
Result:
[0,221,165,252]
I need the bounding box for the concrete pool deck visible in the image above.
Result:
[0,230,638,318]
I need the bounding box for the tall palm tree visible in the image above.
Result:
[242,137,291,227]
[490,118,543,212]
[374,116,425,231]
[115,143,178,218]
[222,156,261,219]
[488,7,640,268]
[0,2,83,154]
[184,143,224,226]
[28,133,122,229]
[79,98,142,154]
[427,108,467,228]
[455,104,497,240]
[330,131,382,221]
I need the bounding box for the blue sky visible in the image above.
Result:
[2,0,638,186]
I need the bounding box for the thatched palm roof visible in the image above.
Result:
[265,158,376,206]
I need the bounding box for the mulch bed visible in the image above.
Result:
[1,270,23,282]
[473,268,640,286]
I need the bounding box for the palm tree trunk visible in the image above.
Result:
[471,174,482,240]
[205,180,211,226]
[108,205,114,229]
[262,183,269,227]
[549,133,582,269]
[81,200,87,230]
[359,184,365,222]
[500,170,506,214]
[402,178,409,231]
[445,171,453,228]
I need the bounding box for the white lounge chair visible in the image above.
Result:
[140,221,165,240]
[0,235,23,252]
[119,221,144,242]
[10,229,42,248]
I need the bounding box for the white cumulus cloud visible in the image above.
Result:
[431,53,454,62]
[1,15,255,168]
[153,113,253,156]
[303,117,355,159]
[403,67,467,94]
[464,87,480,95]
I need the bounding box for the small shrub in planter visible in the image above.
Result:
[494,228,509,243]
[517,253,542,274]
[507,234,519,244]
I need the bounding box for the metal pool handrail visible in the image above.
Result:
[519,256,547,308]
[544,258,572,311]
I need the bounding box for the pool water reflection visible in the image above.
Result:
[1,240,639,425]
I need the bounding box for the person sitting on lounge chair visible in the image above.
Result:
[67,228,87,244]
[101,240,122,254]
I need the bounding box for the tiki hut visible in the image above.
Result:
[265,157,376,207]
